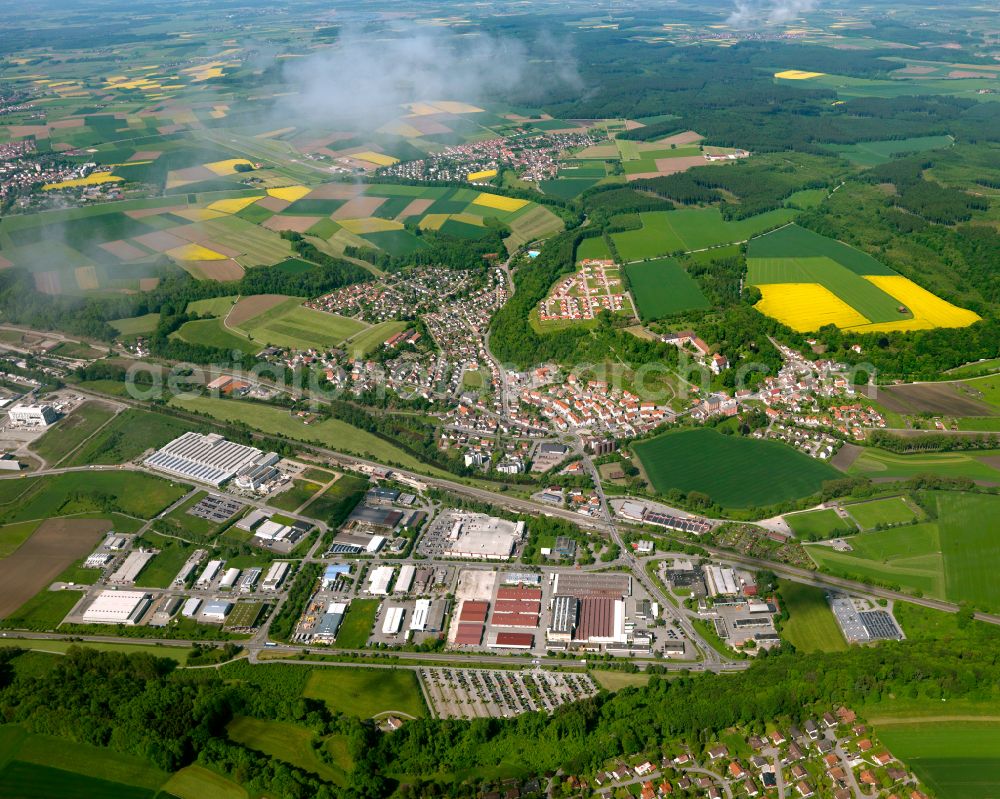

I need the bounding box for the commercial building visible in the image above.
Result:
[322,563,351,589]
[553,572,631,598]
[82,590,151,625]
[444,515,525,560]
[182,598,202,618]
[573,597,627,645]
[220,567,241,590]
[382,606,405,635]
[144,432,278,488]
[394,564,415,594]
[313,602,347,642]
[202,600,233,622]
[410,598,431,631]
[548,595,579,642]
[262,561,290,591]
[7,403,58,428]
[196,559,224,588]
[109,550,156,585]
[489,632,534,649]
[367,565,395,596]
[706,566,740,597]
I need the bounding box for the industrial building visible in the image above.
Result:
[547,595,579,643]
[322,563,351,590]
[182,598,202,618]
[706,566,741,597]
[202,600,233,622]
[144,432,279,488]
[220,567,240,590]
[7,403,59,428]
[82,590,152,625]
[444,515,525,560]
[410,598,431,631]
[109,550,156,584]
[489,632,534,649]
[262,561,290,591]
[313,602,347,642]
[196,559,224,588]
[367,565,395,595]
[382,606,405,635]
[573,597,627,645]
[553,572,631,598]
[394,564,415,594]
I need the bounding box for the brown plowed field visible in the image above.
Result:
[227,293,292,327]
[0,518,111,619]
[877,383,994,416]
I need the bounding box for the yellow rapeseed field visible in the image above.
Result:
[43,173,123,190]
[774,70,826,80]
[846,276,982,333]
[165,243,228,261]
[430,101,485,114]
[467,169,498,182]
[339,218,404,234]
[472,192,529,212]
[204,158,254,176]
[266,186,311,203]
[207,196,264,214]
[755,283,870,332]
[449,213,486,227]
[418,214,449,231]
[352,151,399,167]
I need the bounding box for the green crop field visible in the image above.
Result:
[302,667,426,718]
[847,448,1000,482]
[777,580,847,653]
[827,135,954,166]
[784,508,856,540]
[333,598,380,648]
[2,589,83,630]
[164,765,247,799]
[345,320,408,357]
[748,224,895,275]
[844,496,920,529]
[807,492,1000,611]
[0,521,40,559]
[0,472,186,524]
[632,429,839,508]
[625,258,710,319]
[612,207,796,261]
[576,236,612,261]
[227,716,346,784]
[29,402,116,466]
[877,721,1000,799]
[187,295,238,317]
[171,318,252,352]
[746,255,909,323]
[233,299,365,350]
[110,313,160,336]
[169,395,449,476]
[0,638,193,661]
[0,760,156,799]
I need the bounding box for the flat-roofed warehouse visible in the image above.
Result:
[82,590,152,625]
[573,597,627,644]
[444,515,525,561]
[553,572,631,598]
[144,432,278,487]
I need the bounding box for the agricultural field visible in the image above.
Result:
[302,666,426,718]
[747,225,981,334]
[877,375,1000,417]
[164,765,247,799]
[625,258,710,319]
[783,508,857,540]
[66,408,198,466]
[632,429,839,509]
[825,135,954,166]
[807,492,1000,610]
[846,448,1000,483]
[777,580,848,653]
[844,496,921,530]
[227,717,346,785]
[28,401,117,466]
[612,207,796,261]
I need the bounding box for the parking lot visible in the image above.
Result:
[421,668,597,720]
[187,494,246,523]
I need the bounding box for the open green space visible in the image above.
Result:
[576,236,612,261]
[232,298,366,350]
[747,223,894,275]
[0,760,156,799]
[877,721,1000,799]
[612,207,796,261]
[2,589,83,631]
[110,313,160,336]
[345,320,408,358]
[29,402,116,466]
[67,408,198,466]
[844,496,920,529]
[0,638,194,662]
[134,532,194,588]
[826,135,954,166]
[808,492,1000,610]
[302,666,426,718]
[846,448,1000,482]
[269,479,324,512]
[632,429,839,509]
[187,295,238,317]
[0,521,40,559]
[625,258,709,319]
[171,318,252,353]
[226,716,346,785]
[163,765,247,799]
[170,395,450,477]
[784,508,856,540]
[332,598,380,649]
[777,580,847,653]
[591,670,651,691]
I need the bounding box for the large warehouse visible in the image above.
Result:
[444,515,525,560]
[144,432,279,488]
[7,403,59,428]
[82,590,152,625]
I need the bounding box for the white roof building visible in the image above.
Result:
[220,568,241,589]
[394,564,415,594]
[144,432,270,487]
[196,559,224,588]
[367,565,394,595]
[82,590,152,625]
[8,403,59,428]
[108,550,156,584]
[262,561,290,590]
[382,606,405,635]
[410,598,431,631]
[182,597,202,618]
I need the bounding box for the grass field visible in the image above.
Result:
[625,258,709,319]
[164,765,247,799]
[29,402,116,466]
[2,589,83,629]
[784,508,856,540]
[844,496,920,529]
[827,135,954,166]
[846,448,1000,483]
[333,598,380,648]
[591,670,651,691]
[877,722,1000,799]
[632,429,839,509]
[777,580,847,652]
[227,716,346,784]
[169,395,450,477]
[0,760,156,799]
[612,207,796,261]
[807,492,1000,610]
[233,299,366,350]
[134,533,193,588]
[171,318,253,353]
[0,638,193,662]
[269,479,325,512]
[0,521,40,558]
[302,667,426,718]
[110,313,159,336]
[67,408,196,466]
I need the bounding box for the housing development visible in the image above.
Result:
[0,0,998,797]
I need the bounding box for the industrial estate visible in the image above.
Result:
[0,0,999,798]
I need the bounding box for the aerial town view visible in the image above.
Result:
[1,0,999,797]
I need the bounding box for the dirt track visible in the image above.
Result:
[0,518,111,619]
